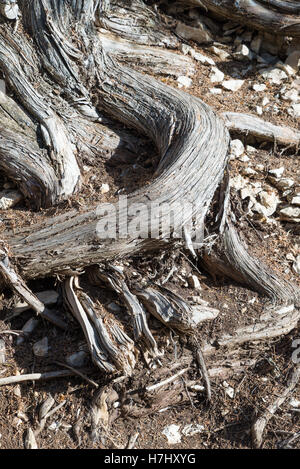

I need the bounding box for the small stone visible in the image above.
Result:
[176,21,213,44]
[290,196,300,206]
[223,381,235,399]
[253,83,266,92]
[207,46,229,61]
[270,177,294,191]
[66,351,87,368]
[209,87,222,95]
[182,424,205,437]
[0,190,22,210]
[246,145,257,154]
[162,424,181,445]
[258,191,279,216]
[12,290,59,315]
[33,337,49,358]
[290,398,300,408]
[107,302,122,313]
[268,167,285,179]
[281,89,299,103]
[239,154,250,162]
[222,79,244,92]
[177,76,193,89]
[17,318,39,346]
[242,167,257,177]
[260,67,288,85]
[279,206,300,222]
[262,97,270,106]
[180,43,194,56]
[288,103,300,118]
[193,52,215,65]
[100,183,110,194]
[209,66,224,83]
[256,106,263,115]
[0,3,19,20]
[230,139,245,158]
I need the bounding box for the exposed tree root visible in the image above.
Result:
[0,1,299,444]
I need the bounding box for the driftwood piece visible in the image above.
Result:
[223,112,300,147]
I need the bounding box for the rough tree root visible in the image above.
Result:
[0,1,299,446]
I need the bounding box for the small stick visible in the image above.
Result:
[145,367,189,392]
[196,348,212,402]
[252,364,300,448]
[53,361,99,388]
[0,370,75,387]
[127,432,139,449]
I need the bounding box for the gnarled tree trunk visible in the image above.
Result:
[0,1,299,401]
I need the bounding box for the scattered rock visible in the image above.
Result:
[193,52,215,65]
[0,2,19,20]
[262,97,270,106]
[66,351,87,368]
[252,83,266,92]
[258,191,279,217]
[279,206,300,222]
[256,105,263,115]
[209,66,224,83]
[288,103,300,118]
[222,79,244,92]
[207,46,229,61]
[177,75,192,88]
[260,67,288,85]
[209,87,222,95]
[176,21,213,44]
[12,290,59,315]
[0,190,22,210]
[16,318,39,345]
[182,424,205,437]
[100,183,110,194]
[39,395,55,421]
[268,167,285,179]
[33,337,49,357]
[180,43,194,56]
[230,139,245,159]
[223,381,235,399]
[242,167,257,177]
[290,196,300,206]
[162,424,181,444]
[290,398,300,408]
[281,89,299,103]
[269,177,294,191]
